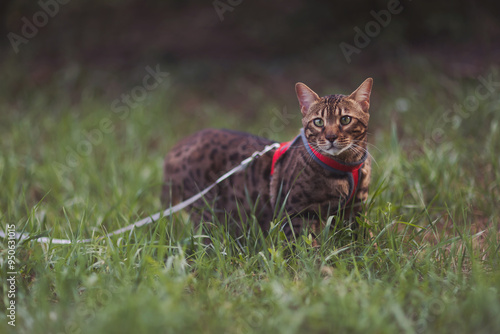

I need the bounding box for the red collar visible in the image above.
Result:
[271,129,367,204]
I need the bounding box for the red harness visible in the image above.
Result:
[271,129,367,205]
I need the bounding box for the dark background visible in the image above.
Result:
[1,0,499,115]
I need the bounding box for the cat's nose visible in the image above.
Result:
[325,134,338,142]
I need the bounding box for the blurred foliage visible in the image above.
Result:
[1,0,499,60]
[1,0,498,116]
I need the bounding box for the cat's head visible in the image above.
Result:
[295,78,373,160]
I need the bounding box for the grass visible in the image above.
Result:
[1,60,500,334]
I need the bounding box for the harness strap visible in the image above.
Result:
[270,135,300,175]
[271,128,367,206]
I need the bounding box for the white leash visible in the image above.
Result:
[0,143,280,245]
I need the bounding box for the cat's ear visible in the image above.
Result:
[295,82,320,116]
[348,78,373,113]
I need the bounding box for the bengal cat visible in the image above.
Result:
[162,78,373,240]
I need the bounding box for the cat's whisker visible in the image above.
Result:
[348,144,366,155]
[347,147,366,162]
[348,142,367,152]
[349,144,378,167]
[352,139,382,153]
[349,140,379,165]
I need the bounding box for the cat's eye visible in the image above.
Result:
[340,116,352,125]
[313,118,324,127]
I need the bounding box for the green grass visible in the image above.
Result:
[1,61,500,334]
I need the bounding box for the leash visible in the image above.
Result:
[0,143,280,245]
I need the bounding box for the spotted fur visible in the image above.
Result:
[162,78,373,239]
